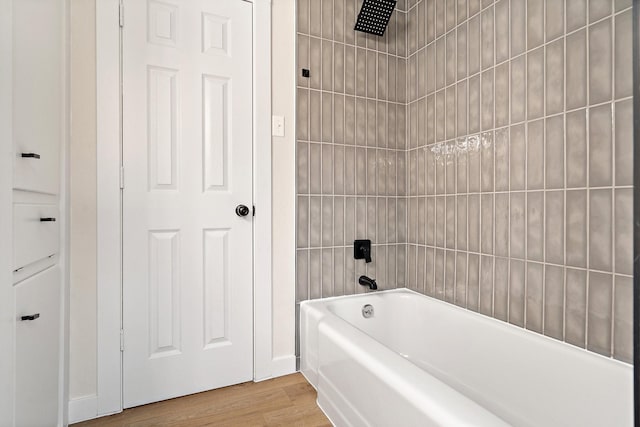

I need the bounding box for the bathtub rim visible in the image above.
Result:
[300,287,633,369]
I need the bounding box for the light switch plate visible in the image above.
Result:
[272,115,285,137]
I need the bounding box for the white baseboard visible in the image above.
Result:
[68,394,98,424]
[269,354,297,378]
[255,354,296,382]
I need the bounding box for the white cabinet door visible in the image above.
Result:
[122,0,254,407]
[13,204,59,272]
[14,266,60,427]
[12,0,63,195]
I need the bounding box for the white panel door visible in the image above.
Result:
[122,0,253,407]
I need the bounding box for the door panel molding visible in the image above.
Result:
[95,0,274,418]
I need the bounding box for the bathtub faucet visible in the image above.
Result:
[359,275,378,290]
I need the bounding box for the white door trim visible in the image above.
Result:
[95,0,274,416]
[0,0,15,422]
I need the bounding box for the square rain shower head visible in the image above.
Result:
[354,0,397,37]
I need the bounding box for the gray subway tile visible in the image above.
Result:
[481,6,495,69]
[587,272,613,356]
[309,37,322,89]
[615,10,632,99]
[527,191,544,262]
[297,89,309,141]
[615,99,633,186]
[494,193,509,259]
[309,249,322,299]
[457,24,468,80]
[614,275,633,363]
[526,262,544,334]
[510,0,526,56]
[527,119,544,190]
[434,248,445,300]
[309,143,322,194]
[589,19,613,104]
[546,0,565,41]
[309,90,321,142]
[333,247,345,296]
[297,0,309,35]
[297,196,309,248]
[589,189,613,272]
[296,249,309,302]
[494,129,509,191]
[480,255,494,316]
[468,75,481,135]
[322,93,333,143]
[527,47,545,120]
[566,268,587,348]
[481,70,495,131]
[495,0,509,63]
[566,30,588,110]
[567,0,587,32]
[510,124,526,190]
[334,45,345,94]
[494,257,509,321]
[510,192,526,259]
[589,0,611,23]
[298,35,310,88]
[589,104,613,187]
[544,265,565,340]
[509,259,526,327]
[298,142,309,194]
[566,190,588,268]
[545,115,564,190]
[334,95,345,145]
[545,190,565,265]
[481,194,494,254]
[446,196,456,249]
[321,248,333,297]
[322,143,333,193]
[495,63,509,129]
[309,196,322,247]
[467,253,480,311]
[566,109,588,188]
[445,250,456,302]
[546,39,564,116]
[322,40,333,91]
[457,195,467,251]
[334,196,345,246]
[527,0,544,49]
[615,188,632,275]
[455,252,468,307]
[468,15,481,75]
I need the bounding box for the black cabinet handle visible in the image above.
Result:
[20,313,40,321]
[40,217,56,222]
[21,153,41,159]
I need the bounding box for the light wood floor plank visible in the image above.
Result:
[72,374,331,427]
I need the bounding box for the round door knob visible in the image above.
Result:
[236,204,250,217]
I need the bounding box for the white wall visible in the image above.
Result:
[69,0,97,401]
[271,0,297,360]
[68,0,298,403]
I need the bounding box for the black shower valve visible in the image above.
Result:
[354,239,372,263]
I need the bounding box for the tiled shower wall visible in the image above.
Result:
[404,0,633,363]
[296,0,409,307]
[296,0,633,364]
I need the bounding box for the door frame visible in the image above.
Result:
[96,0,273,416]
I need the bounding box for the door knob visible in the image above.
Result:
[236,205,250,217]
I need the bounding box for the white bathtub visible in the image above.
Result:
[300,289,633,427]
